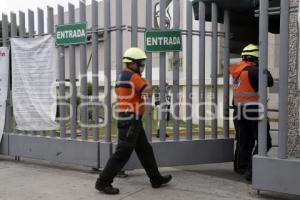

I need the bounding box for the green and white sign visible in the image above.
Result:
[56,22,87,46]
[145,30,182,52]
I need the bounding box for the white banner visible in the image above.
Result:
[0,47,9,142]
[11,35,59,131]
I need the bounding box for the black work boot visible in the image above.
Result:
[95,179,120,195]
[151,175,172,188]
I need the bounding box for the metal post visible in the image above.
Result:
[10,13,17,133]
[28,9,35,135]
[1,15,8,47]
[47,6,54,35]
[258,0,268,156]
[10,13,17,37]
[159,0,166,141]
[173,0,180,141]
[199,1,205,140]
[186,1,193,140]
[38,8,46,137]
[28,10,34,38]
[278,0,289,159]
[18,11,25,135]
[69,3,77,140]
[131,0,138,46]
[145,0,153,141]
[211,2,218,139]
[19,11,25,133]
[92,0,99,141]
[116,0,123,77]
[2,14,9,133]
[223,10,230,139]
[104,0,112,142]
[38,8,44,36]
[19,11,26,37]
[47,6,56,137]
[80,1,88,140]
[58,5,66,138]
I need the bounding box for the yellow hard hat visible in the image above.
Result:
[241,44,259,58]
[123,47,147,63]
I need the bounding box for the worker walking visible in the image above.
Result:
[95,47,172,195]
[229,44,273,181]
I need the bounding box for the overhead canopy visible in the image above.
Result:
[192,0,280,54]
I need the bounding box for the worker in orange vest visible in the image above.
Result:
[95,47,172,195]
[229,44,273,182]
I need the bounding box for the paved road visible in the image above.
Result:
[0,156,299,200]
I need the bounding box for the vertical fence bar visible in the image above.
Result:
[1,15,8,47]
[58,5,66,138]
[211,2,218,139]
[223,10,230,139]
[10,13,17,133]
[38,8,46,136]
[28,10,34,38]
[18,12,25,136]
[199,1,206,139]
[186,1,193,140]
[38,8,44,36]
[10,13,17,37]
[92,0,99,141]
[2,14,9,133]
[104,0,112,142]
[68,3,77,140]
[159,0,166,141]
[173,0,180,141]
[18,11,25,135]
[80,1,88,140]
[258,0,268,156]
[131,0,138,46]
[19,11,26,37]
[278,0,289,159]
[47,6,56,137]
[115,0,123,142]
[47,6,54,35]
[145,0,153,141]
[116,0,123,77]
[28,9,35,135]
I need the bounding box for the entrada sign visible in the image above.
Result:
[145,30,182,52]
[56,22,87,46]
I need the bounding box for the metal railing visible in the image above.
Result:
[1,0,234,169]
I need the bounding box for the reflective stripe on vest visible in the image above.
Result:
[233,92,259,98]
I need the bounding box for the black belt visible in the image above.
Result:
[118,112,142,120]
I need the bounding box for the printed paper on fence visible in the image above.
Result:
[11,35,59,131]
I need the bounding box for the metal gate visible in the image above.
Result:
[0,0,234,170]
[252,0,300,196]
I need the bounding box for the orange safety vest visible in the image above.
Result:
[115,67,147,116]
[229,61,259,104]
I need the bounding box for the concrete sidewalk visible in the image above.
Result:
[0,156,299,200]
